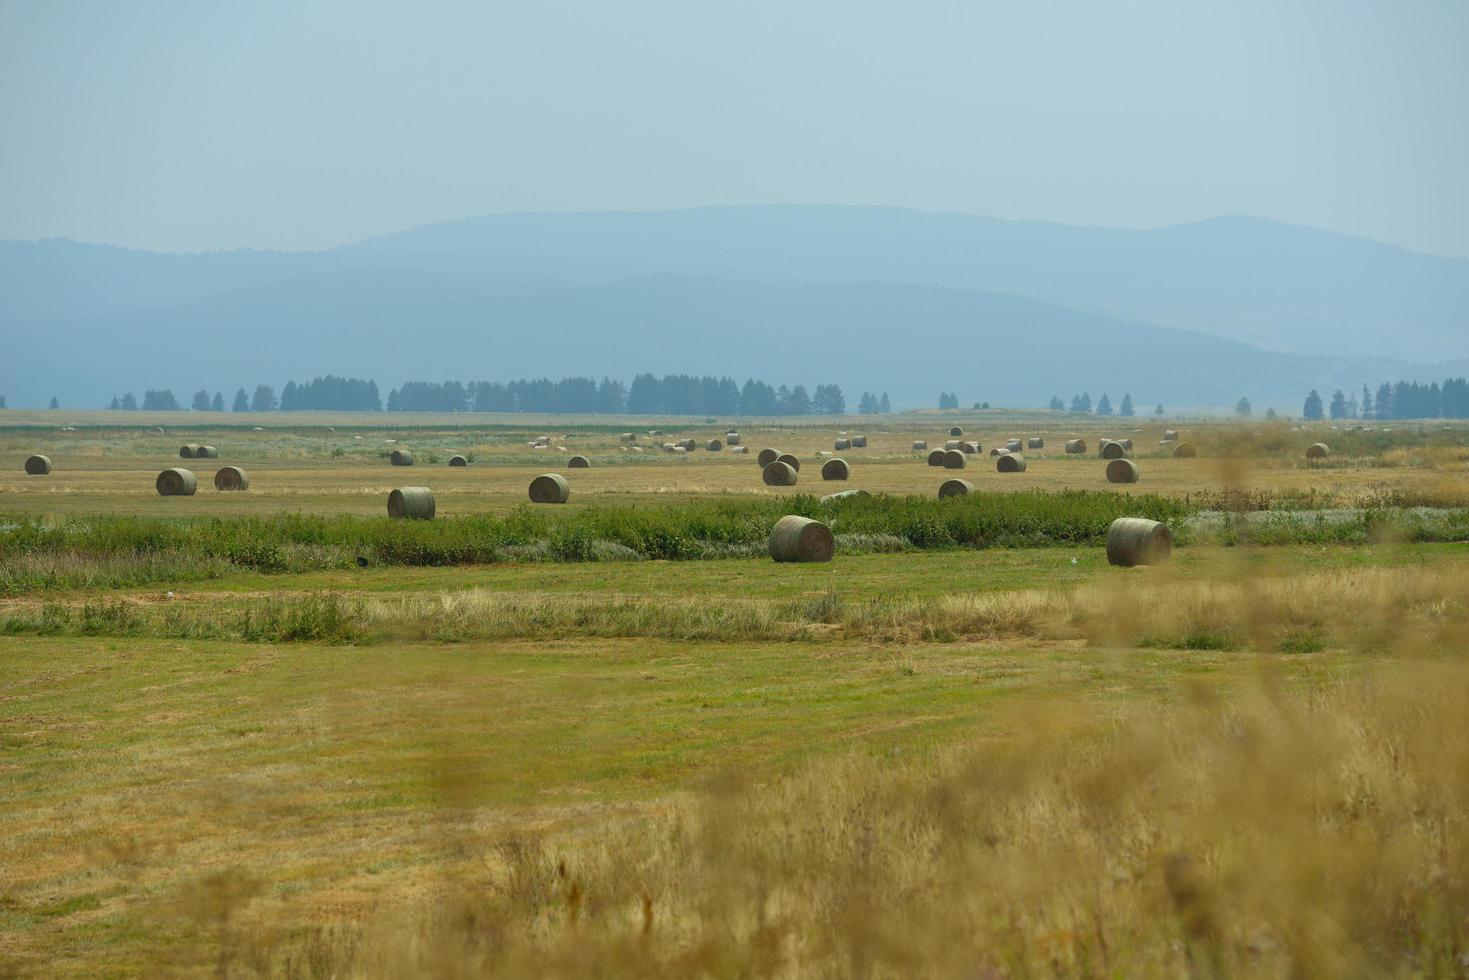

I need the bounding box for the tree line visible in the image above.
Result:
[97,375,880,416]
[1302,379,1469,421]
[1044,393,1167,418]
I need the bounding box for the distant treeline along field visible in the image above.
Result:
[5,373,1465,419]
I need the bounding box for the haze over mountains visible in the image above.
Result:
[3,205,1467,412]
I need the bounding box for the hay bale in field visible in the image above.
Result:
[390,449,414,466]
[944,439,963,451]
[731,445,749,454]
[24,454,52,475]
[776,453,801,472]
[1119,439,1134,451]
[938,478,973,498]
[1005,439,1022,452]
[213,466,249,491]
[1163,429,1178,442]
[706,439,723,452]
[912,440,928,451]
[156,468,197,496]
[1306,443,1330,460]
[835,438,851,451]
[252,426,264,432]
[1099,440,1126,460]
[1027,437,1044,450]
[989,447,1009,457]
[950,426,964,436]
[1106,517,1172,567]
[821,489,870,504]
[619,432,637,442]
[768,515,834,563]
[821,457,850,481]
[388,486,435,519]
[762,460,798,486]
[851,435,867,448]
[448,454,468,467]
[726,433,741,445]
[997,454,1027,473]
[529,473,571,503]
[1065,439,1086,454]
[179,444,199,458]
[195,445,218,459]
[1106,458,1140,483]
[927,449,946,466]
[1173,442,1197,458]
[568,455,590,468]
[671,446,689,454]
[943,449,967,469]
[961,441,981,454]
[757,448,780,467]
[679,439,698,451]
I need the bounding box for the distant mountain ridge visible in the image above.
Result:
[2,205,1467,409]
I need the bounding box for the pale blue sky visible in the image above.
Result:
[2,0,1465,256]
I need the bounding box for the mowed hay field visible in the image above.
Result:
[3,410,1469,977]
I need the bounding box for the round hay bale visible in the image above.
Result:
[731,445,749,454]
[912,440,928,451]
[821,489,870,504]
[568,455,590,468]
[390,449,414,466]
[961,441,981,454]
[179,444,199,459]
[24,454,52,475]
[834,438,851,451]
[671,446,689,455]
[706,439,723,452]
[927,449,946,466]
[156,468,197,496]
[1306,443,1329,460]
[997,454,1027,473]
[1027,437,1044,450]
[851,435,867,448]
[1162,429,1179,442]
[1119,439,1134,451]
[944,439,963,451]
[1065,439,1087,454]
[989,447,1009,457]
[938,478,973,498]
[776,453,801,472]
[1100,440,1126,460]
[1173,442,1197,458]
[757,448,780,467]
[1106,458,1140,483]
[619,432,637,442]
[388,486,435,519]
[1106,517,1172,567]
[679,439,698,452]
[213,466,249,491]
[529,473,571,503]
[195,445,218,459]
[768,515,834,563]
[821,457,850,481]
[1005,439,1022,452]
[448,454,468,467]
[762,460,799,486]
[943,449,967,469]
[726,433,741,445]
[950,426,964,436]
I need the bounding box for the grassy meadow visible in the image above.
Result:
[2,409,1468,977]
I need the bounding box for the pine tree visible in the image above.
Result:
[386,389,401,412]
[211,392,224,412]
[787,385,812,415]
[1360,385,1373,419]
[191,389,211,411]
[231,388,249,412]
[1235,396,1252,418]
[858,392,878,414]
[879,393,891,414]
[1048,396,1064,411]
[1303,390,1324,421]
[1154,404,1164,416]
[0,395,7,409]
[109,396,121,410]
[1375,383,1392,420]
[1328,389,1347,420]
[1265,407,1277,419]
[49,396,59,409]
[251,385,277,412]
[1096,393,1113,416]
[121,393,137,411]
[1120,394,1134,417]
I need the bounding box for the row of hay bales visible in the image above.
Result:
[155,466,250,495]
[179,444,220,459]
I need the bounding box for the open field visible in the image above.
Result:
[2,410,1468,976]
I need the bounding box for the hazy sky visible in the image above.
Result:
[2,0,1465,256]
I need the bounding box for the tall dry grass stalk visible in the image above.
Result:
[225,660,1469,978]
